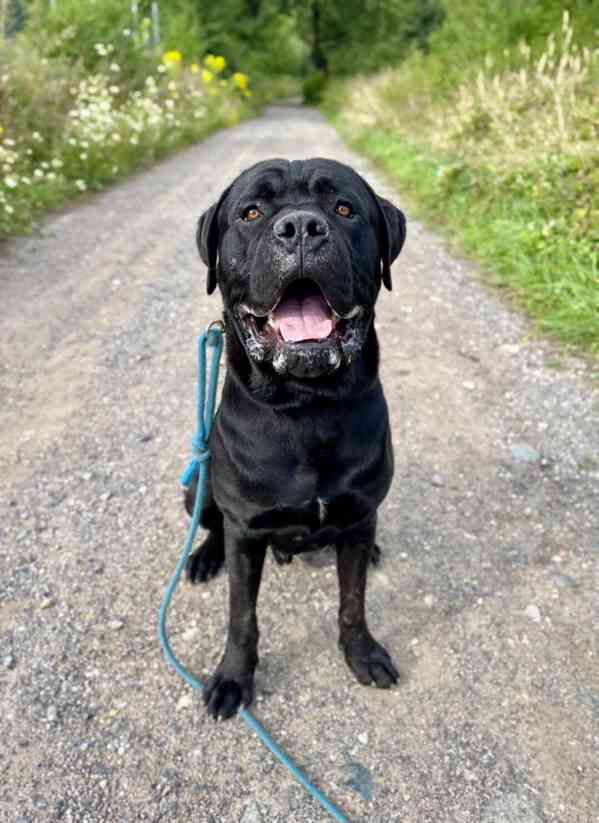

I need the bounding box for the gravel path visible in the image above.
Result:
[1,105,598,823]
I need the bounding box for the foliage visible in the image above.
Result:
[293,0,445,75]
[0,7,255,238]
[302,71,327,104]
[329,7,599,355]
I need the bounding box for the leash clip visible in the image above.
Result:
[207,318,225,340]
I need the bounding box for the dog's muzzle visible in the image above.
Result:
[236,278,369,378]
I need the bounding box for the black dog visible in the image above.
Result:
[185,158,406,720]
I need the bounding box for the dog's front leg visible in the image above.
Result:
[203,531,267,720]
[337,531,399,689]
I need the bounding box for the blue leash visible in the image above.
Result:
[158,322,350,823]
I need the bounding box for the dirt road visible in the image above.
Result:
[1,106,597,823]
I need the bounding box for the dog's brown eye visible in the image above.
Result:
[335,203,352,218]
[243,206,262,222]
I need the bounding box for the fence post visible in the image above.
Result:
[151,1,160,49]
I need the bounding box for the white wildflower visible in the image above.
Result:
[75,179,86,191]
[4,175,17,188]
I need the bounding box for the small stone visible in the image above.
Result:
[46,705,58,723]
[424,594,435,607]
[176,693,194,711]
[40,597,55,609]
[499,343,520,355]
[357,732,369,745]
[2,654,16,669]
[241,800,262,823]
[182,627,199,642]
[431,474,444,487]
[109,620,124,631]
[525,604,541,623]
[462,380,475,391]
[511,444,540,463]
[399,552,408,560]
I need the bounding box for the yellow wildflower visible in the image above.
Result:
[233,72,249,92]
[162,50,183,67]
[202,69,214,85]
[204,54,226,74]
[190,63,199,74]
[0,126,4,137]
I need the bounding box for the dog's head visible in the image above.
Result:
[197,158,406,379]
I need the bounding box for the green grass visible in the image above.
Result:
[323,3,599,359]
[341,124,598,356]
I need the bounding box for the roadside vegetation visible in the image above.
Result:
[325,2,599,355]
[1,0,597,354]
[0,0,264,238]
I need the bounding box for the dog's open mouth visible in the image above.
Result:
[236,279,367,377]
[271,279,335,342]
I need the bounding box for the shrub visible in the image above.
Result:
[303,70,327,104]
[0,21,253,238]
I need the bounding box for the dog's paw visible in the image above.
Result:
[186,531,224,583]
[203,669,254,720]
[342,634,399,689]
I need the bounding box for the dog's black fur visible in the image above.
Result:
[185,158,406,719]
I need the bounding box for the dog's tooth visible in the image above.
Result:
[328,349,341,368]
[273,352,286,373]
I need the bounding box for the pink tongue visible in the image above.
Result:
[273,292,333,342]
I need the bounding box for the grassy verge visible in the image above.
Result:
[0,2,256,240]
[340,124,598,355]
[325,10,598,357]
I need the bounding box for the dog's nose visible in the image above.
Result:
[273,210,329,252]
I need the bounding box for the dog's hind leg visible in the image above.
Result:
[184,475,225,583]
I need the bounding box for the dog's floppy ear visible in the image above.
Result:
[196,185,232,295]
[376,196,406,291]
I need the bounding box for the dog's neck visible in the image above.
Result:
[222,312,382,411]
